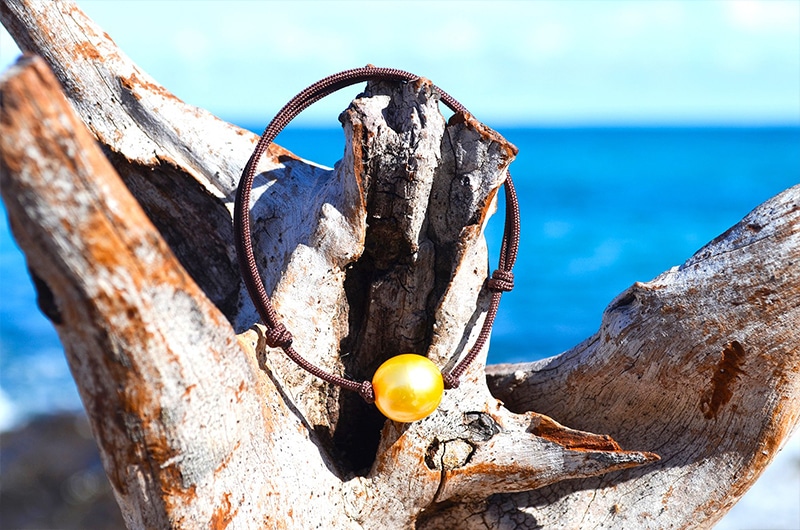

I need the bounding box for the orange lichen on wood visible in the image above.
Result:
[209,492,238,530]
[120,71,180,102]
[700,340,747,420]
[529,415,622,452]
[71,41,101,61]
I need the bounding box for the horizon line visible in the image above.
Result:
[232,120,800,131]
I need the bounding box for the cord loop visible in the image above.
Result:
[235,66,520,413]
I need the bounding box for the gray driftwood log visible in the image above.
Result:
[1,1,798,528]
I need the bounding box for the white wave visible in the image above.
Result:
[0,385,20,432]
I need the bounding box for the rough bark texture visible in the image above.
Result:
[446,185,800,529]
[0,54,348,530]
[2,1,798,529]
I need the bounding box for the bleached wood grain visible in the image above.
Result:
[2,1,798,528]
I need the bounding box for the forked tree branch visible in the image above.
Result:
[2,1,798,529]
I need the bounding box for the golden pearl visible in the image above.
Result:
[372,354,444,422]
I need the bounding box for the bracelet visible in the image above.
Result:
[235,66,520,422]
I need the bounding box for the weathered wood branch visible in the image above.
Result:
[1,0,276,323]
[2,1,798,528]
[473,186,800,529]
[1,50,658,529]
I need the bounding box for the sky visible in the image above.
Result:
[1,0,799,127]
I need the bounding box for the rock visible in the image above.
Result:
[0,413,124,529]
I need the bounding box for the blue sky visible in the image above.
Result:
[1,0,799,126]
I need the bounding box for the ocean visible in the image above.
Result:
[271,126,800,363]
[2,126,799,424]
[1,126,799,526]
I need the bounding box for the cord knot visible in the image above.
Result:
[264,323,293,349]
[442,372,460,389]
[358,380,375,404]
[488,269,514,292]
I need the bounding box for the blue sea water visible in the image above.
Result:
[1,126,799,429]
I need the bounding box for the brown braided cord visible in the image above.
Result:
[444,177,520,388]
[234,65,520,402]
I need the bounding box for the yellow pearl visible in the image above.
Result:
[372,354,444,423]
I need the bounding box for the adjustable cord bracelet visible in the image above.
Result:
[234,66,520,423]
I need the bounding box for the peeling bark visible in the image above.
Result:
[2,1,798,529]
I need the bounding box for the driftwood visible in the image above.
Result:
[1,1,798,528]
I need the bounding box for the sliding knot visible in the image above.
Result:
[358,381,375,404]
[443,372,460,389]
[265,323,293,349]
[488,269,514,292]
